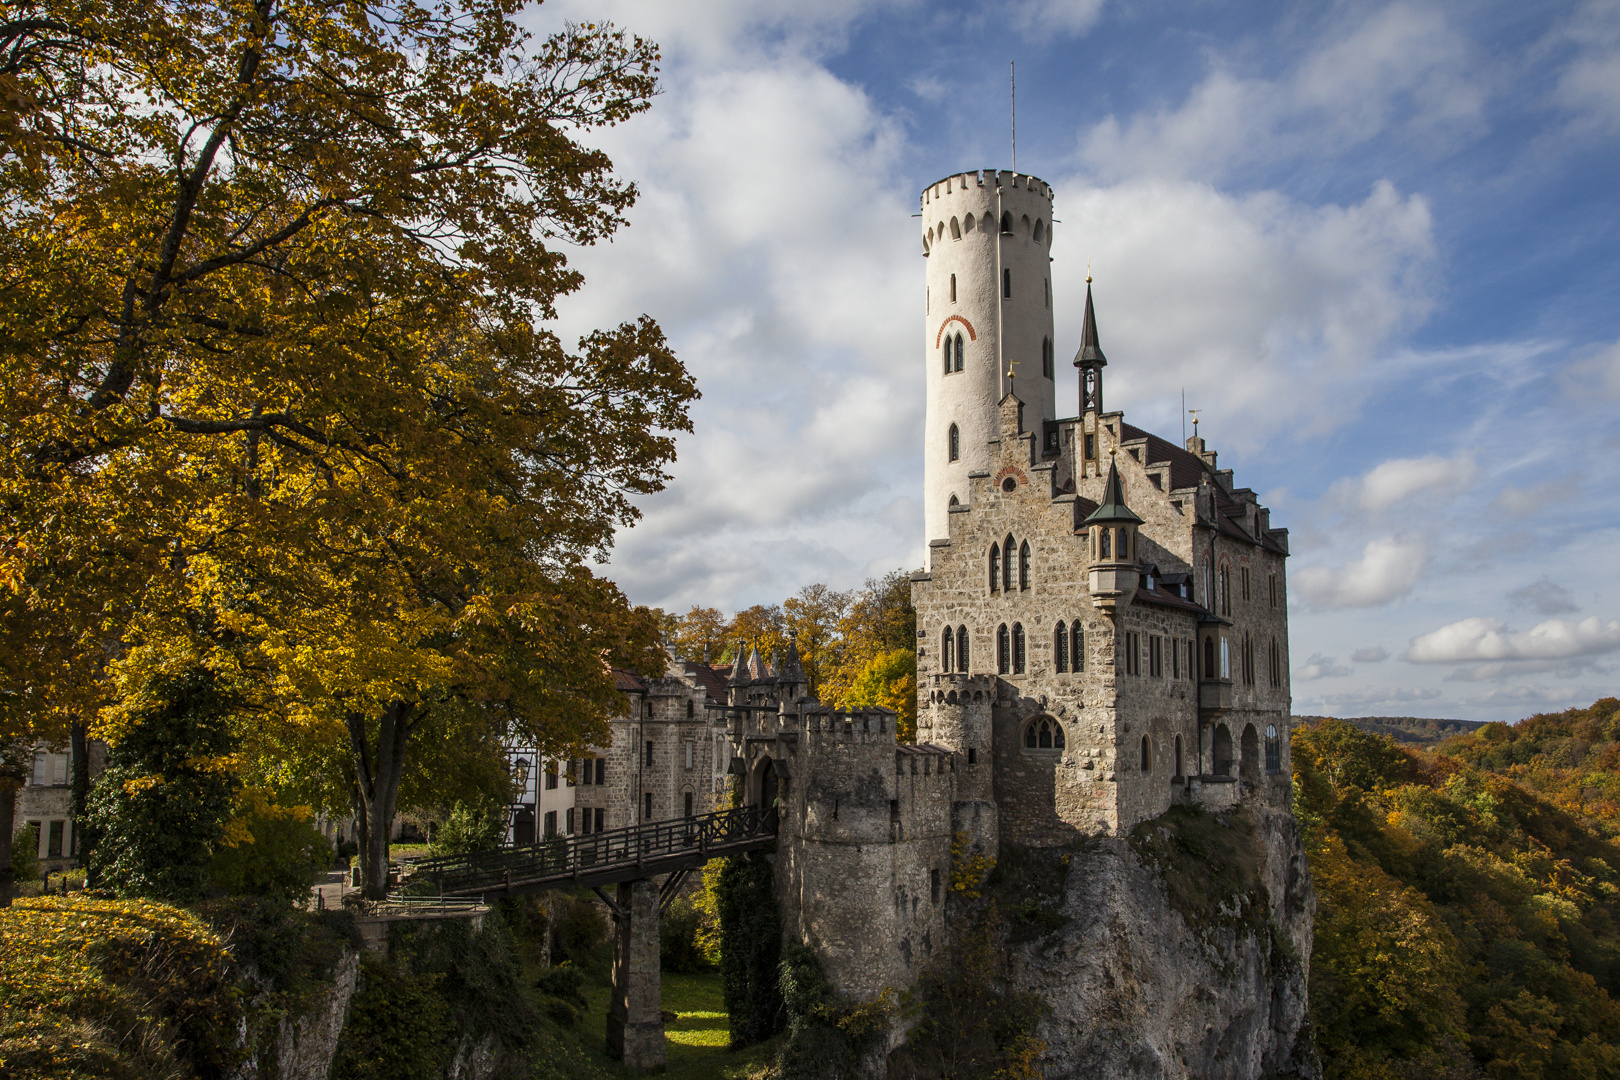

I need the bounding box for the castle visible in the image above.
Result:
[715,170,1311,1075]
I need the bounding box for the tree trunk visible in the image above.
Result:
[69,721,92,884]
[0,777,17,908]
[348,701,417,901]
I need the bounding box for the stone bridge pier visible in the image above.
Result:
[604,878,664,1071]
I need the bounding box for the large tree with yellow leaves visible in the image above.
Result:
[0,0,693,900]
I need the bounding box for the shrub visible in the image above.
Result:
[10,824,40,883]
[550,893,609,965]
[535,961,587,1027]
[661,895,711,972]
[332,955,453,1080]
[85,664,242,903]
[209,788,332,905]
[428,799,506,857]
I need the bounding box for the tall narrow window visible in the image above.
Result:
[1012,623,1026,673]
[1042,337,1053,379]
[1003,534,1016,592]
[1219,564,1231,616]
[1117,528,1130,561]
[997,624,1010,674]
[1100,529,1111,559]
[1044,277,1050,308]
[685,791,695,818]
[1141,736,1151,772]
[1270,638,1281,688]
[942,627,954,672]
[1019,541,1031,590]
[943,338,950,374]
[1241,566,1251,602]
[957,626,970,671]
[1175,735,1184,778]
[1003,268,1011,299]
[954,333,964,371]
[645,741,654,766]
[1054,621,1069,673]
[1204,636,1215,679]
[1270,573,1278,608]
[989,544,1001,593]
[644,792,653,821]
[1001,211,1013,233]
[1171,637,1180,679]
[1072,622,1085,671]
[948,423,960,461]
[950,273,957,302]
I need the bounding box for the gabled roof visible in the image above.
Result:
[683,661,728,703]
[1119,421,1209,493]
[613,669,647,693]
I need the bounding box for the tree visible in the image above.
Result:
[0,0,695,899]
[783,584,851,700]
[674,606,730,664]
[842,648,918,742]
[823,570,916,708]
[728,605,786,668]
[209,787,331,905]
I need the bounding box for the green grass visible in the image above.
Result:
[573,955,778,1079]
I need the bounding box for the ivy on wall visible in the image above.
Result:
[717,848,783,1047]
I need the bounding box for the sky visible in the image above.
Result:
[528,0,1620,723]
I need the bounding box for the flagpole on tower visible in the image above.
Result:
[1010,61,1016,171]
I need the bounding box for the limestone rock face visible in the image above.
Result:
[1005,800,1317,1080]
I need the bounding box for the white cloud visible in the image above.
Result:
[1296,653,1351,681]
[1407,616,1620,663]
[1053,178,1436,439]
[1443,658,1611,682]
[1352,646,1390,663]
[1507,577,1580,616]
[1338,454,1477,511]
[1294,536,1428,609]
[1314,686,1444,709]
[1555,1,1620,133]
[1011,0,1106,36]
[1495,478,1581,517]
[1079,3,1485,183]
[1563,339,1620,400]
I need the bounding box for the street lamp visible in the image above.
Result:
[512,756,531,795]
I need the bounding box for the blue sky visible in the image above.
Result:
[534,0,1620,722]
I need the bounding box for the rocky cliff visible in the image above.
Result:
[1000,797,1316,1079]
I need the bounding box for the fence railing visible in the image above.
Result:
[411,805,778,896]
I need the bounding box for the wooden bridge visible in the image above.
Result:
[410,805,778,898]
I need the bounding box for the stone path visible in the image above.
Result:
[309,868,353,911]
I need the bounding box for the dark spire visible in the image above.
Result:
[1082,456,1142,526]
[728,642,751,685]
[778,632,806,685]
[1073,278,1106,368]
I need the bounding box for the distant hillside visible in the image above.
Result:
[1293,714,1488,747]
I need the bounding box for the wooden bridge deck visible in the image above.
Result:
[411,806,778,897]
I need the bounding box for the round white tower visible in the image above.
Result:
[921,170,1057,549]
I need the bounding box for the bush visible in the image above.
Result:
[209,788,332,904]
[11,824,40,883]
[85,664,242,903]
[535,961,587,1027]
[428,799,506,857]
[661,895,711,972]
[332,955,453,1080]
[550,893,609,965]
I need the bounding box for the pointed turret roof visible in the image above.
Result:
[1072,279,1107,367]
[728,642,751,685]
[747,647,769,682]
[1083,457,1142,526]
[778,633,806,684]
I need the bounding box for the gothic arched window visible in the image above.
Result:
[957,626,970,671]
[1071,622,1085,672]
[1002,534,1015,593]
[1117,528,1131,561]
[989,543,1001,593]
[1012,623,1026,673]
[941,627,954,673]
[1019,541,1031,590]
[1001,211,1013,234]
[1023,717,1065,750]
[942,337,951,374]
[1266,724,1281,773]
[948,423,960,462]
[950,216,961,240]
[954,333,964,372]
[1054,621,1068,673]
[1099,528,1111,559]
[997,624,1010,674]
[1034,218,1045,243]
[964,213,976,232]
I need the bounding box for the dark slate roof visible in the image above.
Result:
[1120,421,1209,493]
[1134,581,1210,616]
[613,669,647,693]
[683,661,728,703]
[1072,280,1106,367]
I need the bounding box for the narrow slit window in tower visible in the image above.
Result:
[1042,337,1053,379]
[948,423,960,461]
[950,273,957,302]
[1175,735,1184,779]
[1054,621,1068,673]
[1003,268,1011,299]
[1141,736,1151,772]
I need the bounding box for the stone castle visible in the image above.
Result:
[714,169,1314,1078]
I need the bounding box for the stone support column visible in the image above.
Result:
[606,878,664,1071]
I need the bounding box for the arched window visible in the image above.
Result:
[997,624,1010,674]
[1219,563,1231,616]
[1203,636,1215,679]
[948,423,960,462]
[989,544,1001,593]
[1140,735,1151,772]
[1001,211,1013,234]
[1099,528,1111,559]
[1003,268,1011,298]
[1002,534,1015,592]
[948,493,959,508]
[1117,528,1130,560]
[1019,541,1030,590]
[1212,724,1233,776]
[1174,734,1184,779]
[964,213,976,232]
[1012,623,1026,673]
[954,333,964,371]
[957,626,970,671]
[950,216,961,240]
[1071,622,1085,671]
[942,337,951,374]
[1042,337,1053,379]
[1054,621,1068,673]
[1033,219,1045,243]
[937,220,945,240]
[1020,213,1030,233]
[1023,717,1065,750]
[941,627,954,672]
[950,273,957,303]
[1266,724,1281,773]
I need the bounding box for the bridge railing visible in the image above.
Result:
[410,805,777,895]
